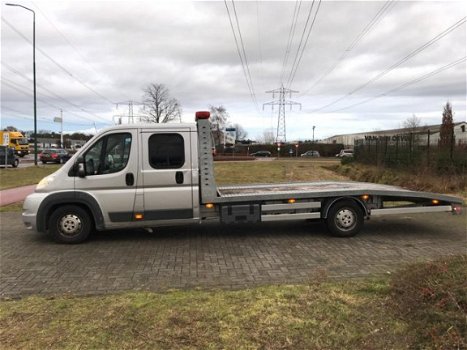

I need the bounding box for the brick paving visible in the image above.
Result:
[0,211,465,298]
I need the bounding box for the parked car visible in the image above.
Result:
[0,146,19,168]
[251,150,272,157]
[301,150,320,157]
[39,148,72,164]
[336,149,354,158]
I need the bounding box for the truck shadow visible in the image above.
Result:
[89,221,329,242]
[86,216,456,243]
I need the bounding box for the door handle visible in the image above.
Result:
[175,171,184,184]
[125,173,134,186]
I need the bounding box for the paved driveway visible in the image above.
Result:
[1,211,465,298]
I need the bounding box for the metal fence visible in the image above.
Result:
[354,131,467,174]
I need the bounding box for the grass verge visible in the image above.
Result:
[0,165,60,190]
[1,256,464,349]
[0,278,401,349]
[390,255,467,349]
[0,201,23,212]
[330,162,467,202]
[214,159,346,185]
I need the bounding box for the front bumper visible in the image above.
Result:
[22,192,49,232]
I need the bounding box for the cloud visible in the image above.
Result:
[2,0,465,140]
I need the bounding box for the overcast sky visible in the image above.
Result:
[1,0,466,141]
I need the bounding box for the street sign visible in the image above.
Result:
[54,117,62,123]
[3,133,10,146]
[225,128,236,132]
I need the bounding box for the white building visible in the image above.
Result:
[321,122,467,147]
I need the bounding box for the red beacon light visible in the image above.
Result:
[195,111,210,120]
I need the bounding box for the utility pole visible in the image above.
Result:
[53,109,63,148]
[6,3,37,165]
[60,109,63,147]
[263,84,301,143]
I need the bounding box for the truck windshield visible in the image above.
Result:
[12,138,29,145]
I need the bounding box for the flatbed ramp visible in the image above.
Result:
[216,181,462,204]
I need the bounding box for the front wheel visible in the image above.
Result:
[326,200,364,237]
[12,159,19,168]
[48,205,92,244]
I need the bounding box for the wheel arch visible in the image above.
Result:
[322,196,368,219]
[37,191,105,232]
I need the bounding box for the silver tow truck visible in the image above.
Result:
[22,111,463,243]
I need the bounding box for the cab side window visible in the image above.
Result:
[148,134,184,169]
[84,133,132,175]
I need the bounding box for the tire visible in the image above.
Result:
[42,160,47,164]
[12,159,19,168]
[326,200,364,237]
[48,205,92,244]
[60,157,65,164]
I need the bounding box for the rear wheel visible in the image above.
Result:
[326,200,364,237]
[48,205,92,244]
[12,159,19,168]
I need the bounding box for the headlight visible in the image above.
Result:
[36,175,55,190]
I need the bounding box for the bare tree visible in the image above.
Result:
[142,83,181,123]
[262,129,275,144]
[233,123,248,141]
[209,105,229,146]
[403,114,421,132]
[402,114,422,145]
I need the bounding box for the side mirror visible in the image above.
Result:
[77,156,85,178]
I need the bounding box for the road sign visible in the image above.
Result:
[225,128,236,132]
[3,133,10,146]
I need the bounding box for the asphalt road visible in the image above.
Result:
[1,211,465,298]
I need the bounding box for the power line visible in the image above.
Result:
[2,17,116,105]
[327,56,466,113]
[310,16,466,112]
[301,0,396,95]
[2,78,110,125]
[2,105,96,127]
[2,62,109,122]
[31,1,107,82]
[346,0,395,52]
[256,0,264,86]
[224,0,259,111]
[231,0,259,110]
[286,0,322,88]
[280,0,301,84]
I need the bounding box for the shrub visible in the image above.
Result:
[390,256,467,349]
[340,156,354,165]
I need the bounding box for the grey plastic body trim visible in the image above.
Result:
[371,206,452,216]
[36,191,105,232]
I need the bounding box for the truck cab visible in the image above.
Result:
[23,122,203,242]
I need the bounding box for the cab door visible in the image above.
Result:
[74,130,137,224]
[141,128,195,223]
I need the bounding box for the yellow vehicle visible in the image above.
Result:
[0,131,29,157]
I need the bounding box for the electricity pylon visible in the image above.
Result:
[263,84,301,143]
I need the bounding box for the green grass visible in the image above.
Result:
[0,165,60,190]
[0,278,405,349]
[2,256,464,349]
[0,201,23,212]
[214,159,346,185]
[331,163,467,202]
